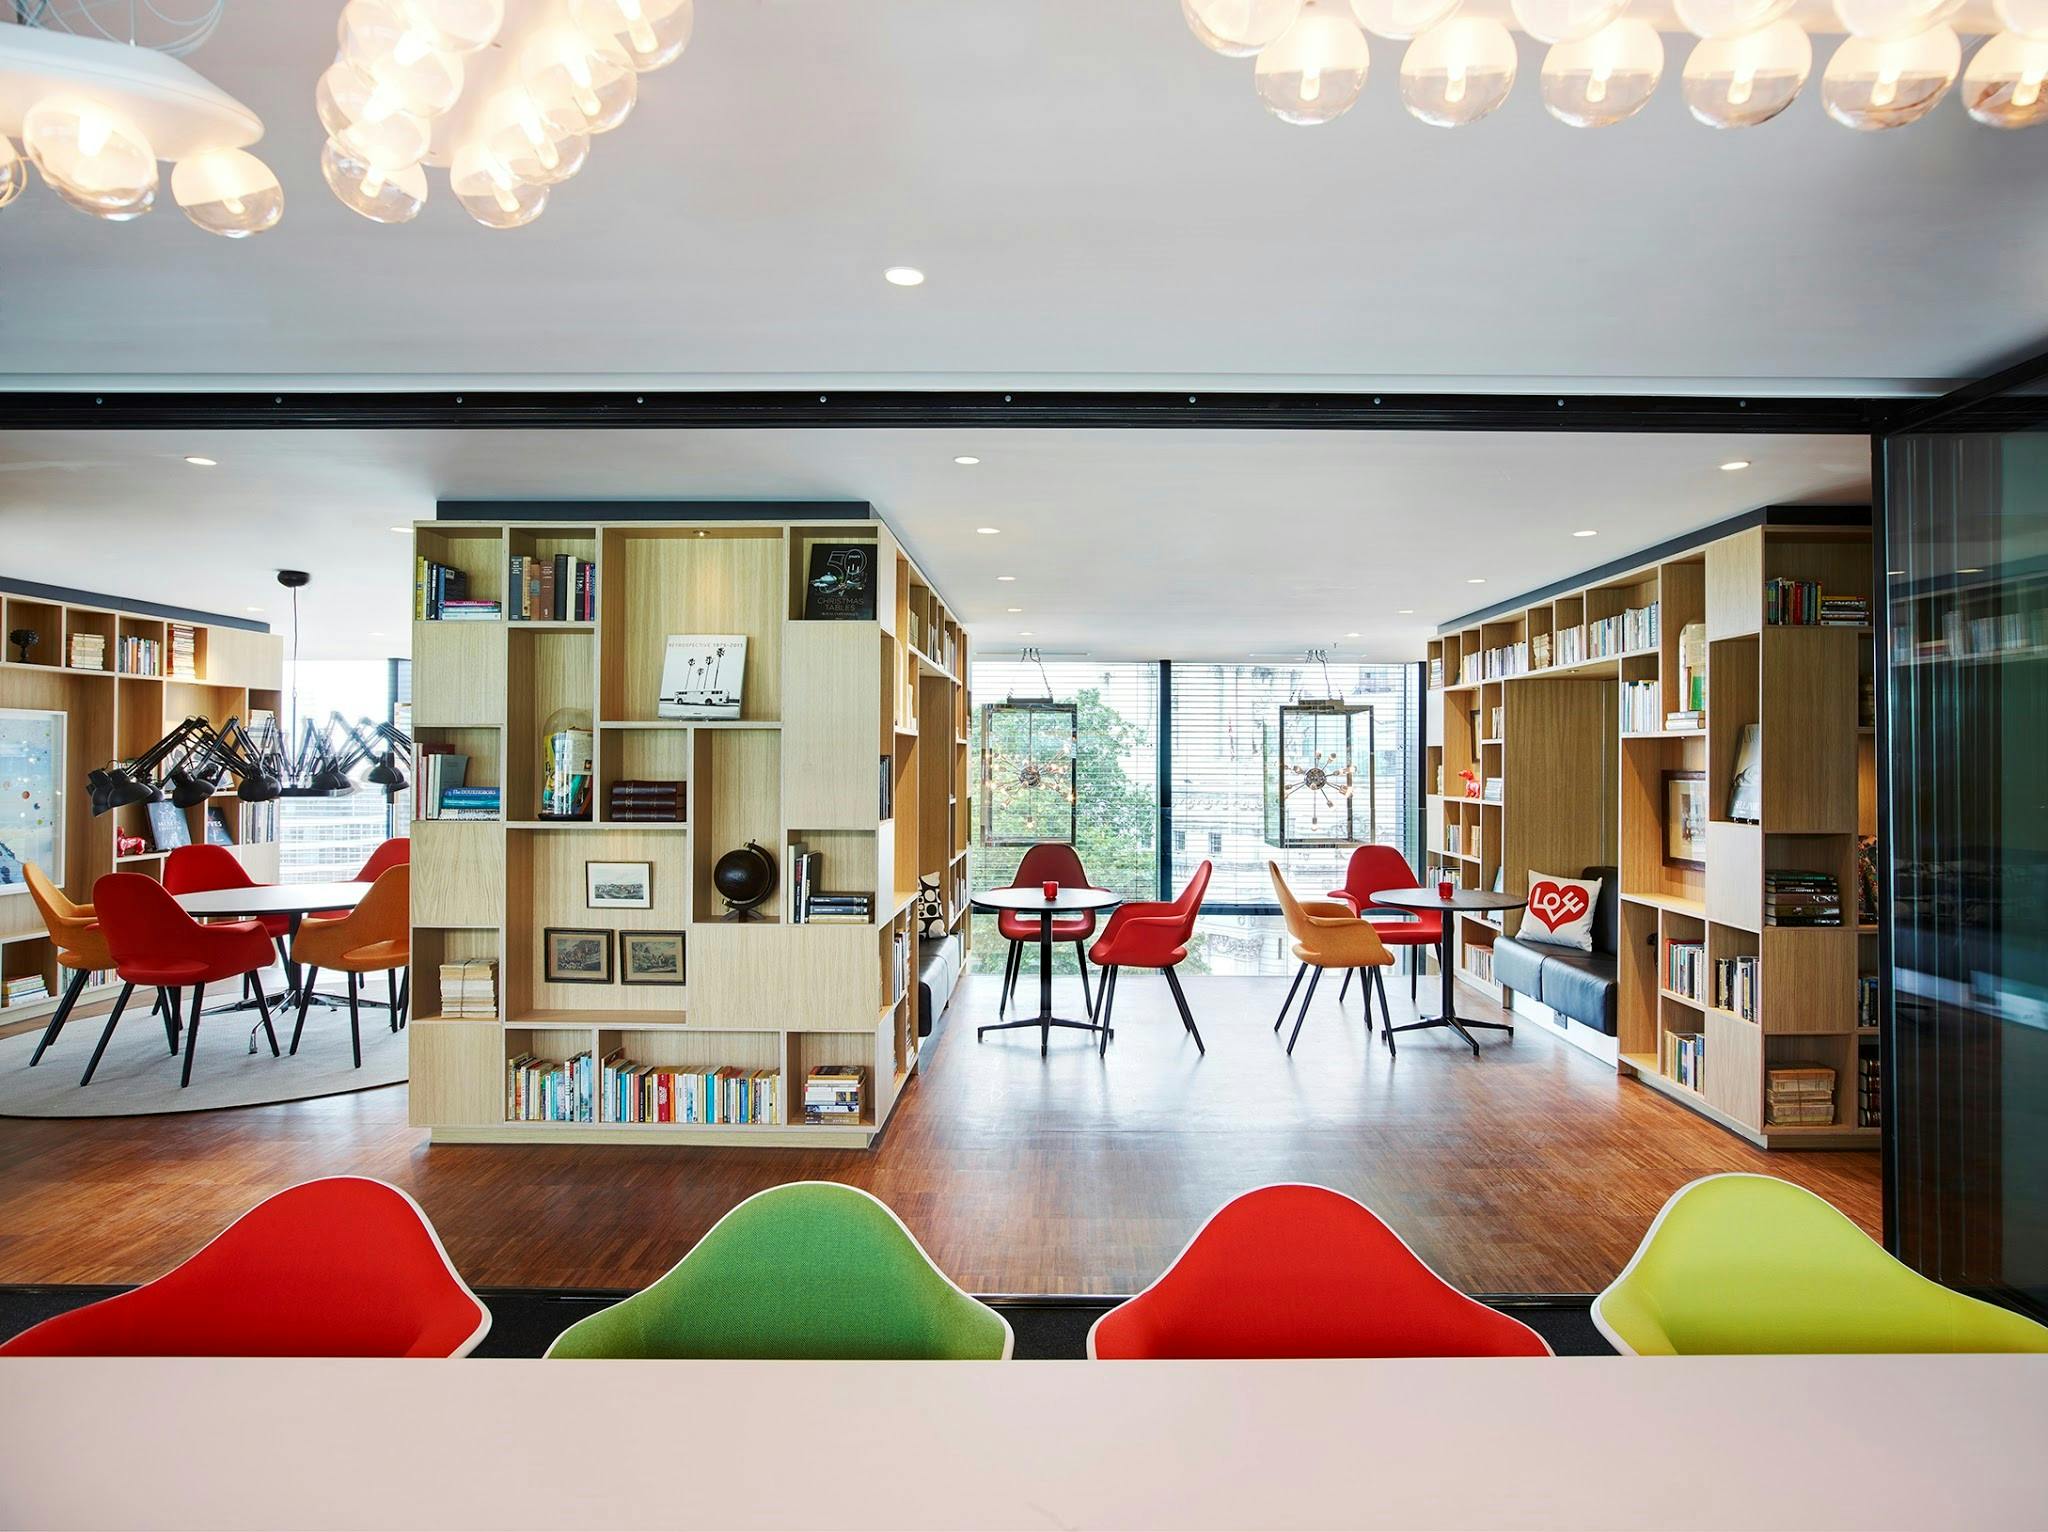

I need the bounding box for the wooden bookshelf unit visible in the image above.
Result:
[1426,511,1876,1149]
[0,589,282,1037]
[407,515,970,1148]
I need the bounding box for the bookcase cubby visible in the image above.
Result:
[1427,511,1875,1149]
[408,514,967,1147]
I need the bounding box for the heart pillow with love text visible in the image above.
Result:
[1521,872,1602,952]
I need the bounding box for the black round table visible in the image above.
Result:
[1374,888,1526,1057]
[970,887,1121,1055]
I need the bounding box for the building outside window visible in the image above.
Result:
[274,657,406,884]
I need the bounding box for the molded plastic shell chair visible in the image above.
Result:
[23,862,116,1068]
[352,836,411,883]
[164,843,291,941]
[1593,1173,2048,1356]
[996,842,1102,1020]
[291,863,410,1068]
[1089,1183,1551,1359]
[545,1182,1013,1360]
[1328,844,1441,1003]
[1271,863,1394,1054]
[1089,860,1211,1056]
[0,1176,489,1357]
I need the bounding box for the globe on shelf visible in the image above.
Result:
[1255,0,1372,124]
[1182,0,1304,55]
[1541,18,1665,126]
[714,840,778,922]
[1400,16,1519,126]
[1821,26,1960,130]
[171,149,284,237]
[1682,20,1812,127]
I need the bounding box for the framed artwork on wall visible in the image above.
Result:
[620,930,685,986]
[657,635,746,720]
[0,708,64,893]
[1664,770,1707,870]
[586,860,652,909]
[544,928,612,984]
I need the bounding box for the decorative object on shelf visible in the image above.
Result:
[0,13,281,235]
[1728,723,1763,822]
[0,707,64,890]
[917,871,944,938]
[620,929,684,986]
[657,634,746,721]
[543,926,612,984]
[1270,651,1371,848]
[1663,770,1708,870]
[202,803,234,847]
[979,649,1077,847]
[803,542,878,620]
[145,798,189,852]
[8,627,38,664]
[605,778,683,822]
[538,707,592,819]
[113,826,145,858]
[711,839,776,922]
[1459,766,1481,799]
[1857,834,1879,924]
[1521,870,1601,952]
[585,859,651,909]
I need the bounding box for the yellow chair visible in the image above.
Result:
[1269,862,1392,1056]
[290,865,409,1070]
[23,862,148,1067]
[1594,1173,2048,1355]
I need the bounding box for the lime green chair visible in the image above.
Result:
[1594,1174,2048,1356]
[545,1182,1013,1360]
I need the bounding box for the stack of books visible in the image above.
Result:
[1820,595,1870,627]
[804,891,873,925]
[438,959,497,1019]
[1553,625,1584,667]
[1765,579,1866,627]
[1665,939,1705,999]
[1620,679,1661,733]
[1764,870,1842,927]
[1766,1064,1836,1126]
[1857,973,1878,1028]
[1857,1044,1882,1128]
[507,1050,594,1122]
[116,633,161,675]
[1427,656,1444,689]
[1620,600,1660,652]
[2,974,50,1007]
[1664,709,1704,732]
[787,842,821,921]
[803,1064,865,1124]
[1586,613,1622,658]
[1663,1030,1705,1091]
[1712,954,1759,1021]
[168,622,198,679]
[508,553,598,621]
[1675,622,1707,713]
[600,1053,780,1125]
[1529,632,1552,670]
[68,631,105,670]
[607,779,684,822]
[437,786,500,820]
[416,559,501,620]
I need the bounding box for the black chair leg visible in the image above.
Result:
[30,969,89,1066]
[251,971,279,1057]
[1374,967,1393,1035]
[1411,947,1420,1001]
[1275,962,1307,1032]
[397,968,409,1026]
[160,987,180,1054]
[290,964,319,1055]
[346,977,362,1069]
[1098,966,1117,1056]
[388,968,400,1032]
[1339,968,1353,1002]
[274,936,295,1001]
[78,981,135,1086]
[1285,968,1323,1055]
[1075,943,1095,1019]
[1163,966,1204,1055]
[998,940,1020,1018]
[180,982,205,1088]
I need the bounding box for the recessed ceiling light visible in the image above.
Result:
[976,526,1000,535]
[1720,459,1751,472]
[1397,609,1415,615]
[1958,567,1982,574]
[1344,631,1360,638]
[884,266,925,287]
[244,605,263,613]
[1018,630,1033,637]
[954,455,980,466]
[183,455,217,467]
[1007,607,1023,613]
[390,526,409,534]
[369,631,384,638]
[1573,529,1597,538]
[996,574,1016,582]
[1467,577,1486,584]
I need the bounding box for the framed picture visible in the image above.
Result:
[1728,724,1762,823]
[586,860,652,909]
[0,707,64,894]
[803,542,878,620]
[146,799,191,852]
[620,930,686,986]
[1664,770,1708,870]
[657,634,747,720]
[544,928,612,984]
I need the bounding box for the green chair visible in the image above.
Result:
[1593,1173,2048,1356]
[546,1182,1013,1359]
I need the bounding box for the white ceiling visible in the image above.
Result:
[0,2,2043,392]
[0,426,1869,660]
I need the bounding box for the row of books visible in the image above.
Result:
[1481,773,1502,803]
[804,1064,865,1124]
[1858,1044,1881,1129]
[1464,943,1495,985]
[1892,605,2046,664]
[1480,640,1529,680]
[169,622,198,679]
[890,930,910,1007]
[1458,652,1482,685]
[68,631,105,670]
[417,750,489,820]
[787,842,873,923]
[600,1053,781,1125]
[1674,622,1706,714]
[508,1050,594,1122]
[1427,656,1444,690]
[2,974,50,1007]
[608,779,684,823]
[1857,973,1878,1028]
[1620,679,1661,734]
[1552,624,1585,667]
[905,606,957,672]
[508,553,598,622]
[415,558,501,621]
[1663,1030,1705,1092]
[1765,870,1842,927]
[436,787,500,820]
[1665,939,1705,1000]
[1765,578,1867,627]
[438,960,497,1020]
[1588,600,1658,658]
[1766,1063,1835,1126]
[1714,955,1759,1022]
[115,634,161,675]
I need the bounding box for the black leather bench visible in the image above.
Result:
[1493,866,1619,1036]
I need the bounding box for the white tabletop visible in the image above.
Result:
[0,1354,2040,1530]
[971,886,1120,915]
[172,882,368,919]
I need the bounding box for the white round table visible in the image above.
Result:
[970,886,1120,1055]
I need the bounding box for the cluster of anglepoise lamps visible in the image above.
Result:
[87,715,414,818]
[1183,0,2048,129]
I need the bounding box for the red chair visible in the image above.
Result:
[996,843,1102,1020]
[0,1177,490,1357]
[1087,1183,1552,1359]
[1089,861,1211,1056]
[165,843,293,1002]
[1329,845,1442,1017]
[87,873,280,1089]
[352,836,411,883]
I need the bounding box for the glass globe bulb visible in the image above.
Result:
[0,138,25,210]
[1255,0,1372,124]
[1674,0,1793,38]
[1682,20,1812,126]
[171,149,283,237]
[316,60,432,170]
[1349,0,1462,41]
[23,99,157,220]
[1541,18,1665,124]
[1822,26,1960,128]
[339,0,465,117]
[320,136,428,223]
[1511,0,1624,46]
[1994,0,2048,38]
[403,0,503,54]
[1183,0,1258,56]
[1833,0,1960,39]
[1184,0,1304,53]
[485,90,590,184]
[1400,16,1519,125]
[451,144,548,228]
[1962,30,2048,127]
[571,0,692,72]
[523,29,639,133]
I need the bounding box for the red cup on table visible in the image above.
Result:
[1436,879,1455,901]
[1041,880,1060,900]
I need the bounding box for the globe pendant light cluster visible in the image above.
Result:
[1180,0,2048,129]
[316,0,694,228]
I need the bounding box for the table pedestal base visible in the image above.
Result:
[1383,934,1513,1059]
[975,912,1103,1056]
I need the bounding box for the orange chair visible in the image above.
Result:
[291,865,409,1069]
[1270,863,1393,1056]
[22,863,160,1068]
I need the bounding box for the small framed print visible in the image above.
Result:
[620,930,686,987]
[1664,770,1708,871]
[544,928,612,985]
[586,860,652,909]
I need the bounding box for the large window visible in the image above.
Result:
[275,658,404,884]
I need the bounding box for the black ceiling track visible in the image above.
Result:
[0,389,1886,434]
